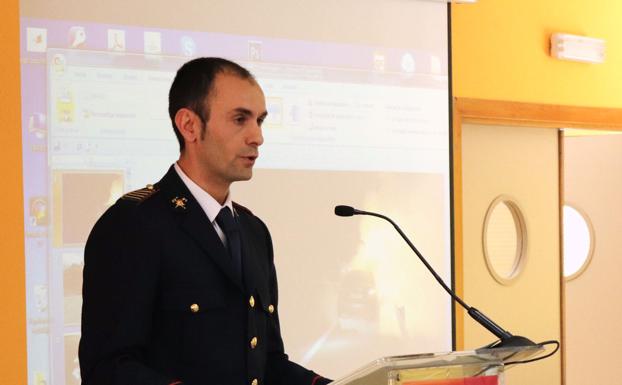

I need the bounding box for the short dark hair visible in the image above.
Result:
[168,57,255,151]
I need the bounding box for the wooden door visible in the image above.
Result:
[460,123,562,385]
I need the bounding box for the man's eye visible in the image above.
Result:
[257,117,265,126]
[234,116,246,124]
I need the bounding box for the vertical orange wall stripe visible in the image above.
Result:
[451,103,464,351]
[0,0,27,382]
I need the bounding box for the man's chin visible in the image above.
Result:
[231,170,253,182]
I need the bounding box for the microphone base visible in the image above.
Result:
[490,335,538,348]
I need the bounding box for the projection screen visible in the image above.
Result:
[19,1,452,384]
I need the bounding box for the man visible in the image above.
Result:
[79,58,332,385]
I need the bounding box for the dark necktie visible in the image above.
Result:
[215,206,242,282]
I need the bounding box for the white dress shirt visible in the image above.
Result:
[174,162,232,245]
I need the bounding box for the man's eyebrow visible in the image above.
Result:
[231,108,253,116]
[230,108,268,119]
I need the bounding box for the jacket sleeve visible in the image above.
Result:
[79,202,179,385]
[260,221,332,385]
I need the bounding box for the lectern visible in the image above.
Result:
[330,345,542,385]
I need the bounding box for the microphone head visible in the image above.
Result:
[334,205,355,217]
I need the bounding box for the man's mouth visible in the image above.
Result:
[241,154,258,163]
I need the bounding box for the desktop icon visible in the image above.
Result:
[180,36,196,56]
[401,52,416,74]
[56,89,75,122]
[27,27,47,53]
[373,52,386,72]
[29,197,48,226]
[68,26,86,49]
[108,29,126,52]
[248,41,262,61]
[28,113,47,139]
[144,31,162,54]
[34,371,48,385]
[33,285,48,312]
[51,53,67,75]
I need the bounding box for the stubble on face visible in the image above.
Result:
[191,73,266,195]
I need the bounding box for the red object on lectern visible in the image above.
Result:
[403,375,499,385]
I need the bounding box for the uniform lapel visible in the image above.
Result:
[157,166,244,291]
[236,211,269,297]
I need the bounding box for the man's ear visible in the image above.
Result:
[174,108,202,145]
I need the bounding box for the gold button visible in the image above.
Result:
[268,304,275,314]
[146,184,154,190]
[190,303,199,313]
[251,379,258,385]
[250,336,258,349]
[249,295,255,308]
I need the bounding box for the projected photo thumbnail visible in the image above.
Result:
[63,251,83,326]
[64,333,81,385]
[51,171,124,246]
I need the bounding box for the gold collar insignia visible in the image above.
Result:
[171,196,188,210]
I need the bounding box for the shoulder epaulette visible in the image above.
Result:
[233,201,253,216]
[120,184,159,204]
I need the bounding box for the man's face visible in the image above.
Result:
[196,73,266,187]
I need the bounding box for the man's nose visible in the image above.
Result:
[248,120,264,147]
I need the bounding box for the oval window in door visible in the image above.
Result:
[483,196,527,284]
[563,204,594,280]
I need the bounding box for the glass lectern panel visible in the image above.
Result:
[330,346,542,385]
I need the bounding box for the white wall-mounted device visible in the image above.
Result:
[550,33,605,64]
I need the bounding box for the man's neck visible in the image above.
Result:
[176,157,229,205]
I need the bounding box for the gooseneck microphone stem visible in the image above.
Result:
[357,209,470,311]
[335,205,529,345]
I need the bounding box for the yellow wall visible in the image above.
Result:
[0,0,26,382]
[452,0,622,108]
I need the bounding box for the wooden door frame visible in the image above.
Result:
[452,97,622,383]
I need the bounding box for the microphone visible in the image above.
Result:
[334,205,358,217]
[334,204,536,348]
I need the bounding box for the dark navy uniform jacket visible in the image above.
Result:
[79,166,330,385]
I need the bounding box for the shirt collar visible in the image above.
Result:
[174,162,233,223]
